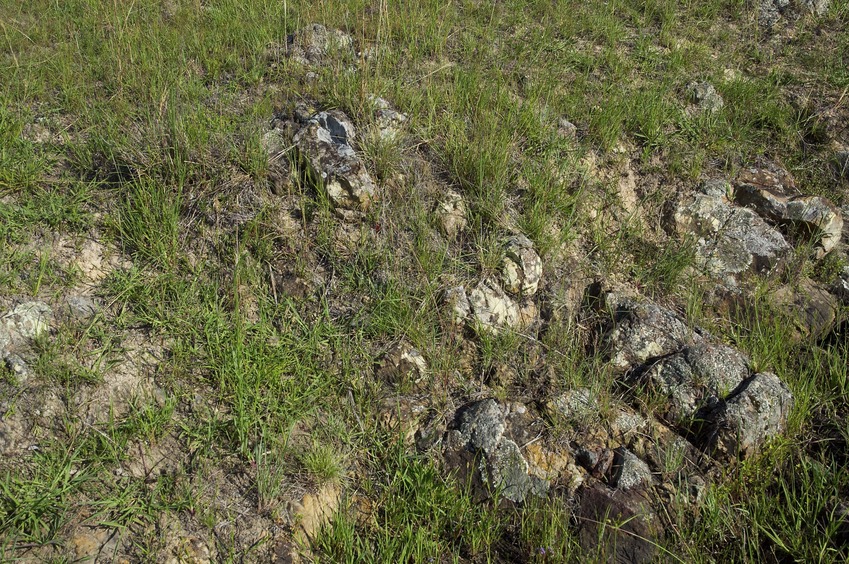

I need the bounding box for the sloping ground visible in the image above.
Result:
[1,0,849,561]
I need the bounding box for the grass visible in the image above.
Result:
[0,0,848,560]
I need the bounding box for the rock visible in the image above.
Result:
[674,180,791,282]
[445,399,550,503]
[1,301,52,351]
[608,448,653,490]
[369,95,407,141]
[802,0,830,15]
[501,234,542,296]
[444,285,471,326]
[468,279,522,334]
[286,24,354,67]
[376,343,428,385]
[456,399,506,455]
[600,294,702,373]
[557,117,577,139]
[65,295,100,322]
[833,266,849,305]
[701,372,794,459]
[641,343,750,425]
[3,353,31,384]
[576,483,659,563]
[687,81,724,113]
[735,171,843,257]
[436,190,468,238]
[547,388,599,422]
[772,279,839,339]
[294,111,377,220]
[759,0,792,27]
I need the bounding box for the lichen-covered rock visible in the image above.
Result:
[642,343,750,424]
[608,448,653,490]
[674,180,791,282]
[547,388,599,422]
[445,400,550,503]
[601,294,702,373]
[701,372,794,459]
[286,24,354,66]
[735,172,843,257]
[1,301,52,352]
[436,190,468,238]
[501,234,542,296]
[294,111,377,220]
[687,81,724,113]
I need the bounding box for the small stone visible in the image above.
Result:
[294,111,377,220]
[369,95,407,141]
[457,399,506,455]
[557,117,577,139]
[501,234,543,296]
[376,343,428,385]
[674,181,791,282]
[3,354,31,383]
[468,279,522,334]
[444,285,471,326]
[687,81,724,113]
[286,24,354,67]
[65,296,100,322]
[642,343,750,424]
[608,448,653,490]
[436,190,468,238]
[772,278,839,339]
[735,173,843,257]
[1,302,52,349]
[548,388,599,422]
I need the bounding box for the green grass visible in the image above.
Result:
[0,0,848,560]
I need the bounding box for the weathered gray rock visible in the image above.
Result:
[702,372,794,459]
[3,353,31,384]
[687,81,724,113]
[674,180,791,282]
[735,172,843,257]
[294,111,377,220]
[65,296,100,323]
[1,301,52,351]
[457,399,506,455]
[446,399,549,503]
[501,235,542,297]
[609,448,653,490]
[436,190,468,238]
[802,0,830,15]
[601,294,702,373]
[759,0,792,27]
[286,24,354,66]
[642,343,750,424]
[548,388,599,422]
